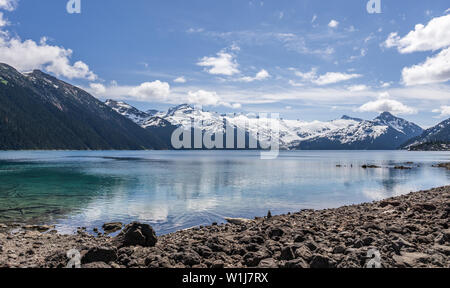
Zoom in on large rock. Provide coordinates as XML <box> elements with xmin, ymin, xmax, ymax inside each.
<box><xmin>280</xmin><ymin>246</ymin><xmax>295</xmax><ymax>260</ymax></box>
<box><xmin>225</xmin><ymin>218</ymin><xmax>252</xmax><ymax>225</ymax></box>
<box><xmin>258</xmin><ymin>258</ymin><xmax>278</xmax><ymax>268</ymax></box>
<box><xmin>284</xmin><ymin>258</ymin><xmax>309</xmax><ymax>268</ymax></box>
<box><xmin>310</xmin><ymin>254</ymin><xmax>334</xmax><ymax>268</ymax></box>
<box><xmin>102</xmin><ymin>222</ymin><xmax>123</xmax><ymax>234</ymax></box>
<box><xmin>113</xmin><ymin>222</ymin><xmax>157</xmax><ymax>248</ymax></box>
<box><xmin>412</xmin><ymin>203</ymin><xmax>436</xmax><ymax>212</ymax></box>
<box><xmin>267</xmin><ymin>227</ymin><xmax>284</xmax><ymax>239</ymax></box>
<box><xmin>392</xmin><ymin>252</ymin><xmax>431</xmax><ymax>267</ymax></box>
<box><xmin>433</xmin><ymin>245</ymin><xmax>450</xmax><ymax>256</ymax></box>
<box><xmin>82</xmin><ymin>247</ymin><xmax>117</xmax><ymax>264</ymax></box>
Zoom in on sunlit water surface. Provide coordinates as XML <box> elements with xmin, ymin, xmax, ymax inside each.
<box><xmin>0</xmin><ymin>151</ymin><xmax>449</xmax><ymax>235</ymax></box>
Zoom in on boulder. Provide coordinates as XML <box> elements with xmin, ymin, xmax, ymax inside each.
<box><xmin>392</xmin><ymin>252</ymin><xmax>430</xmax><ymax>267</ymax></box>
<box><xmin>332</xmin><ymin>245</ymin><xmax>346</xmax><ymax>254</ymax></box>
<box><xmin>102</xmin><ymin>222</ymin><xmax>123</xmax><ymax>234</ymax></box>
<box><xmin>267</xmin><ymin>227</ymin><xmax>284</xmax><ymax>239</ymax></box>
<box><xmin>412</xmin><ymin>203</ymin><xmax>436</xmax><ymax>212</ymax></box>
<box><xmin>258</xmin><ymin>258</ymin><xmax>278</xmax><ymax>268</ymax></box>
<box><xmin>433</xmin><ymin>244</ymin><xmax>450</xmax><ymax>256</ymax></box>
<box><xmin>113</xmin><ymin>222</ymin><xmax>157</xmax><ymax>248</ymax></box>
<box><xmin>310</xmin><ymin>254</ymin><xmax>334</xmax><ymax>268</ymax></box>
<box><xmin>295</xmin><ymin>245</ymin><xmax>313</xmax><ymax>261</ymax></box>
<box><xmin>280</xmin><ymin>246</ymin><xmax>295</xmax><ymax>261</ymax></box>
<box><xmin>224</xmin><ymin>218</ymin><xmax>252</xmax><ymax>225</ymax></box>
<box><xmin>82</xmin><ymin>247</ymin><xmax>117</xmax><ymax>264</ymax></box>
<box><xmin>284</xmin><ymin>258</ymin><xmax>309</xmax><ymax>268</ymax></box>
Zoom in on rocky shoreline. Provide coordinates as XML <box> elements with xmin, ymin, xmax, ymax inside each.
<box><xmin>0</xmin><ymin>186</ymin><xmax>449</xmax><ymax>268</ymax></box>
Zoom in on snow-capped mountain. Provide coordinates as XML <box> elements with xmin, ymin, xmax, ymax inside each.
<box><xmin>403</xmin><ymin>118</ymin><xmax>450</xmax><ymax>150</ymax></box>
<box><xmin>373</xmin><ymin>112</ymin><xmax>423</xmax><ymax>137</ymax></box>
<box><xmin>295</xmin><ymin>112</ymin><xmax>424</xmax><ymax>150</ymax></box>
<box><xmin>105</xmin><ymin>99</ymin><xmax>156</xmax><ymax>126</ymax></box>
<box><xmin>106</xmin><ymin>101</ymin><xmax>424</xmax><ymax>150</ymax></box>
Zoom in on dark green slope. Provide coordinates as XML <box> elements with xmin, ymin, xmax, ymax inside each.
<box><xmin>0</xmin><ymin>63</ymin><xmax>167</xmax><ymax>150</ymax></box>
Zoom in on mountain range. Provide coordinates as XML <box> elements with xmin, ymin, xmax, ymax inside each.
<box><xmin>105</xmin><ymin>101</ymin><xmax>433</xmax><ymax>150</ymax></box>
<box><xmin>1</xmin><ymin>62</ymin><xmax>448</xmax><ymax>151</ymax></box>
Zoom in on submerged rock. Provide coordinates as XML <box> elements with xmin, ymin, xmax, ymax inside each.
<box><xmin>102</xmin><ymin>222</ymin><xmax>123</xmax><ymax>234</ymax></box>
<box><xmin>22</xmin><ymin>225</ymin><xmax>55</xmax><ymax>233</ymax></box>
<box><xmin>362</xmin><ymin>164</ymin><xmax>381</xmax><ymax>169</ymax></box>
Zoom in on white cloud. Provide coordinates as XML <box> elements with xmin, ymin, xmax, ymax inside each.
<box><xmin>89</xmin><ymin>83</ymin><xmax>106</xmax><ymax>95</ymax></box>
<box><xmin>347</xmin><ymin>85</ymin><xmax>369</xmax><ymax>92</ymax></box>
<box><xmin>432</xmin><ymin>105</ymin><xmax>450</xmax><ymax>118</ymax></box>
<box><xmin>88</xmin><ymin>82</ymin><xmax>241</xmax><ymax>108</ymax></box>
<box><xmin>358</xmin><ymin>93</ymin><xmax>417</xmax><ymax>115</ymax></box>
<box><xmin>328</xmin><ymin>20</ymin><xmax>339</xmax><ymax>28</ymax></box>
<box><xmin>378</xmin><ymin>91</ymin><xmax>390</xmax><ymax>99</ymax></box>
<box><xmin>311</xmin><ymin>14</ymin><xmax>317</xmax><ymax>24</ymax></box>
<box><xmin>129</xmin><ymin>81</ymin><xmax>170</xmax><ymax>101</ymax></box>
<box><xmin>238</xmin><ymin>69</ymin><xmax>270</xmax><ymax>82</ymax></box>
<box><xmin>380</xmin><ymin>81</ymin><xmax>392</xmax><ymax>88</ymax></box>
<box><xmin>384</xmin><ymin>15</ymin><xmax>450</xmax><ymax>53</ymax></box>
<box><xmin>186</xmin><ymin>28</ymin><xmax>204</xmax><ymax>33</ymax></box>
<box><xmin>288</xmin><ymin>80</ymin><xmax>304</xmax><ymax>87</ymax></box>
<box><xmin>187</xmin><ymin>90</ymin><xmax>240</xmax><ymax>108</ymax></box>
<box><xmin>0</xmin><ymin>12</ymin><xmax>7</xmax><ymax>27</ymax></box>
<box><xmin>346</xmin><ymin>25</ymin><xmax>357</xmax><ymax>33</ymax></box>
<box><xmin>293</xmin><ymin>68</ymin><xmax>362</xmax><ymax>86</ymax></box>
<box><xmin>295</xmin><ymin>68</ymin><xmax>318</xmax><ymax>81</ymax></box>
<box><xmin>0</xmin><ymin>0</ymin><xmax>17</xmax><ymax>11</ymax></box>
<box><xmin>197</xmin><ymin>50</ymin><xmax>240</xmax><ymax>76</ymax></box>
<box><xmin>402</xmin><ymin>47</ymin><xmax>450</xmax><ymax>86</ymax></box>
<box><xmin>313</xmin><ymin>72</ymin><xmax>362</xmax><ymax>85</ymax></box>
<box><xmin>0</xmin><ymin>36</ymin><xmax>97</xmax><ymax>81</ymax></box>
<box><xmin>174</xmin><ymin>76</ymin><xmax>186</xmax><ymax>83</ymax></box>
<box><xmin>230</xmin><ymin>43</ymin><xmax>240</xmax><ymax>51</ymax></box>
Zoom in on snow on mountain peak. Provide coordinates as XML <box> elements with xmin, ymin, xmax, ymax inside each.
<box><xmin>106</xmin><ymin>101</ymin><xmax>424</xmax><ymax>150</ymax></box>
<box><xmin>373</xmin><ymin>112</ymin><xmax>423</xmax><ymax>136</ymax></box>
<box><xmin>105</xmin><ymin>99</ymin><xmax>152</xmax><ymax>125</ymax></box>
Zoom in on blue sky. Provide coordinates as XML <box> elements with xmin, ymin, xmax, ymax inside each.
<box><xmin>1</xmin><ymin>0</ymin><xmax>450</xmax><ymax>127</ymax></box>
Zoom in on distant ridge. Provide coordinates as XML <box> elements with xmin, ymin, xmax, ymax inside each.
<box><xmin>403</xmin><ymin>118</ymin><xmax>450</xmax><ymax>151</ymax></box>
<box><xmin>0</xmin><ymin>63</ymin><xmax>167</xmax><ymax>150</ymax></box>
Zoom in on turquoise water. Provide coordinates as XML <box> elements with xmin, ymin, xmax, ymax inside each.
<box><xmin>0</xmin><ymin>151</ymin><xmax>449</xmax><ymax>235</ymax></box>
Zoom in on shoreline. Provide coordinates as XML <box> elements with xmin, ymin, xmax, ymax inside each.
<box><xmin>0</xmin><ymin>186</ymin><xmax>449</xmax><ymax>268</ymax></box>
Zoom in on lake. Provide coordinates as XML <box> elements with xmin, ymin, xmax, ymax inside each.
<box><xmin>0</xmin><ymin>151</ymin><xmax>449</xmax><ymax>235</ymax></box>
